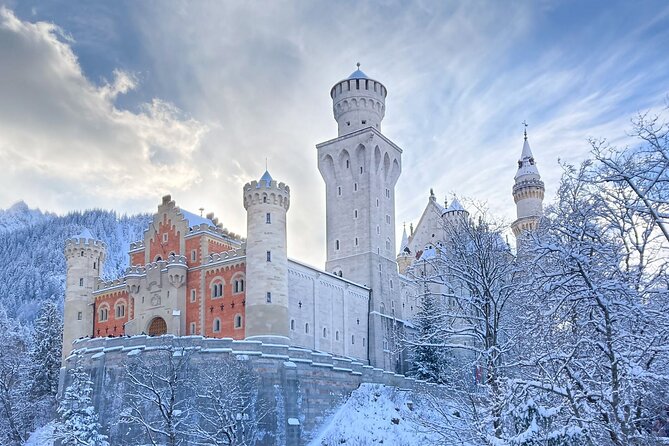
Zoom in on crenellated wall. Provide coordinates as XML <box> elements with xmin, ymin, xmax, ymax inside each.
<box><xmin>61</xmin><ymin>336</ymin><xmax>445</xmax><ymax>446</ymax></box>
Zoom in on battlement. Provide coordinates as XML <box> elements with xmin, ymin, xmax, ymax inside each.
<box><xmin>166</xmin><ymin>254</ymin><xmax>188</xmax><ymax>267</ymax></box>
<box><xmin>126</xmin><ymin>259</ymin><xmax>167</xmax><ymax>276</ymax></box>
<box><xmin>513</xmin><ymin>178</ymin><xmax>545</xmax><ymax>203</ymax></box>
<box><xmin>129</xmin><ymin>240</ymin><xmax>144</xmax><ymax>251</ymax></box>
<box><xmin>95</xmin><ymin>277</ymin><xmax>126</xmax><ymax>292</ymax></box>
<box><xmin>243</xmin><ymin>180</ymin><xmax>290</xmax><ymax>210</ymax></box>
<box><xmin>206</xmin><ymin>247</ymin><xmax>246</xmax><ymax>264</ymax></box>
<box><xmin>65</xmin><ymin>237</ymin><xmax>106</xmax><ymax>259</ymax></box>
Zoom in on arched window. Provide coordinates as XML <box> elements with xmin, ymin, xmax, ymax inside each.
<box><xmin>213</xmin><ymin>318</ymin><xmax>221</xmax><ymax>333</ymax></box>
<box><xmin>211</xmin><ymin>280</ymin><xmax>223</xmax><ymax>298</ymax></box>
<box><xmin>80</xmin><ymin>250</ymin><xmax>84</xmax><ymax>257</ymax></box>
<box><xmin>115</xmin><ymin>301</ymin><xmax>126</xmax><ymax>318</ymax></box>
<box><xmin>98</xmin><ymin>306</ymin><xmax>109</xmax><ymax>322</ymax></box>
<box><xmin>233</xmin><ymin>276</ymin><xmax>245</xmax><ymax>293</ymax></box>
<box><xmin>234</xmin><ymin>314</ymin><xmax>243</xmax><ymax>329</ymax></box>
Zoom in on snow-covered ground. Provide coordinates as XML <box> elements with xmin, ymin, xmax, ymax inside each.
<box><xmin>25</xmin><ymin>422</ymin><xmax>54</xmax><ymax>446</ymax></box>
<box><xmin>308</xmin><ymin>383</ymin><xmax>441</xmax><ymax>446</ymax></box>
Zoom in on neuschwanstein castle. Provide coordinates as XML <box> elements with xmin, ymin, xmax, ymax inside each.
<box><xmin>62</xmin><ymin>66</ymin><xmax>544</xmax><ymax>373</ymax></box>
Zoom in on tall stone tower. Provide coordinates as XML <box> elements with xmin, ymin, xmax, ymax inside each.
<box><xmin>511</xmin><ymin>129</ymin><xmax>545</xmax><ymax>247</ymax></box>
<box><xmin>243</xmin><ymin>170</ymin><xmax>291</xmax><ymax>344</ymax></box>
<box><xmin>62</xmin><ymin>229</ymin><xmax>106</xmax><ymax>362</ymax></box>
<box><xmin>317</xmin><ymin>65</ymin><xmax>402</xmax><ymax>370</ymax></box>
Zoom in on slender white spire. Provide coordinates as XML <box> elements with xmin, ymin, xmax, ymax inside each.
<box><xmin>515</xmin><ymin>125</ymin><xmax>540</xmax><ymax>181</ymax></box>
<box><xmin>398</xmin><ymin>223</ymin><xmax>409</xmax><ymax>256</ymax></box>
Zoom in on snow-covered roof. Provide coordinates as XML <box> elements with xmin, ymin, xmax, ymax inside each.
<box><xmin>257</xmin><ymin>170</ymin><xmax>273</xmax><ymax>188</ymax></box>
<box><xmin>73</xmin><ymin>228</ymin><xmax>94</xmax><ymax>240</ymax></box>
<box><xmin>398</xmin><ymin>225</ymin><xmax>410</xmax><ymax>256</ymax></box>
<box><xmin>515</xmin><ymin>138</ymin><xmax>541</xmax><ymax>180</ymax></box>
<box><xmin>443</xmin><ymin>197</ymin><xmax>466</xmax><ymax>214</ymax></box>
<box><xmin>179</xmin><ymin>209</ymin><xmax>215</xmax><ymax>228</ymax></box>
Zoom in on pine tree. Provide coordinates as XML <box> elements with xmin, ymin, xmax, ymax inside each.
<box><xmin>411</xmin><ymin>284</ymin><xmax>448</xmax><ymax>384</ymax></box>
<box><xmin>29</xmin><ymin>301</ymin><xmax>62</xmax><ymax>400</ymax></box>
<box><xmin>55</xmin><ymin>366</ymin><xmax>109</xmax><ymax>446</ymax></box>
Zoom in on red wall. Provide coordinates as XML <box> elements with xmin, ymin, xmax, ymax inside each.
<box><xmin>203</xmin><ymin>263</ymin><xmax>246</xmax><ymax>339</ymax></box>
<box><xmin>93</xmin><ymin>290</ymin><xmax>129</xmax><ymax>337</ymax></box>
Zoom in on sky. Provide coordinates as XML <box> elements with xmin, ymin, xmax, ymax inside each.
<box><xmin>0</xmin><ymin>1</ymin><xmax>668</xmax><ymax>266</ymax></box>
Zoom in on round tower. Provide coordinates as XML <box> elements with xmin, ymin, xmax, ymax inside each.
<box><xmin>243</xmin><ymin>170</ymin><xmax>291</xmax><ymax>344</ymax></box>
<box><xmin>331</xmin><ymin>63</ymin><xmax>387</xmax><ymax>136</ymax></box>
<box><xmin>511</xmin><ymin>130</ymin><xmax>545</xmax><ymax>243</ymax></box>
<box><xmin>62</xmin><ymin>229</ymin><xmax>106</xmax><ymax>362</ymax></box>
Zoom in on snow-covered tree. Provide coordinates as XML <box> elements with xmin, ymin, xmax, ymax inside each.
<box><xmin>54</xmin><ymin>366</ymin><xmax>109</xmax><ymax>446</ymax></box>
<box><xmin>28</xmin><ymin>300</ymin><xmax>63</xmax><ymax>426</ymax></box>
<box><xmin>410</xmin><ymin>283</ymin><xmax>449</xmax><ymax>384</ymax></box>
<box><xmin>119</xmin><ymin>345</ymin><xmax>194</xmax><ymax>446</ymax></box>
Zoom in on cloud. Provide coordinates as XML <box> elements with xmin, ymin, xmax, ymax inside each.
<box><xmin>0</xmin><ymin>7</ymin><xmax>208</xmax><ymax>212</ymax></box>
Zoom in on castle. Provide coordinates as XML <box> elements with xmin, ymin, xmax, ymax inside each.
<box><xmin>61</xmin><ymin>66</ymin><xmax>544</xmax><ymax>373</ymax></box>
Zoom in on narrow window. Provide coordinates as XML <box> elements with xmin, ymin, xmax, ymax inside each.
<box><xmin>162</xmin><ymin>233</ymin><xmax>168</xmax><ymax>243</ymax></box>
<box><xmin>79</xmin><ymin>278</ymin><xmax>84</xmax><ymax>287</ymax></box>
<box><xmin>93</xmin><ymin>261</ymin><xmax>97</xmax><ymax>270</ymax></box>
<box><xmin>266</xmin><ymin>212</ymin><xmax>271</xmax><ymax>224</ymax></box>
<box><xmin>346</xmin><ymin>160</ymin><xmax>350</xmax><ymax>169</ymax></box>
<box><xmin>191</xmin><ymin>250</ymin><xmax>197</xmax><ymax>261</ymax></box>
<box><xmin>190</xmin><ymin>289</ymin><xmax>196</xmax><ymax>303</ymax></box>
<box><xmin>386</xmin><ymin>215</ymin><xmax>391</xmax><ymax>224</ymax></box>
<box><xmin>266</xmin><ymin>292</ymin><xmax>272</xmax><ymax>303</ymax></box>
<box><xmin>305</xmin><ymin>323</ymin><xmax>309</xmax><ymax>334</ymax></box>
<box><xmin>354</xmin><ymin>209</ymin><xmax>358</xmax><ymax>218</ymax></box>
<box><xmin>235</xmin><ymin>315</ymin><xmax>242</xmax><ymax>328</ymax></box>
<box><xmin>354</xmin><ymin>183</ymin><xmax>358</xmax><ymax>192</ymax></box>
<box><xmin>190</xmin><ymin>322</ymin><xmax>196</xmax><ymax>334</ymax></box>
<box><xmin>290</xmin><ymin>319</ymin><xmax>295</xmax><ymax>331</ymax></box>
<box><xmin>337</xmin><ymin>186</ymin><xmax>342</xmax><ymax>196</ymax></box>
<box><xmin>355</xmin><ymin>237</ymin><xmax>359</xmax><ymax>246</ymax></box>
<box><xmin>360</xmin><ymin>166</ymin><xmax>363</xmax><ymax>174</ymax></box>
<box><xmin>363</xmin><ymin>337</ymin><xmax>366</xmax><ymax>347</ymax></box>
<box><xmin>77</xmin><ymin>311</ymin><xmax>82</xmax><ymax>321</ymax></box>
<box><xmin>390</xmin><ymin>280</ymin><xmax>394</xmax><ymax>290</ymax></box>
<box><xmin>335</xmin><ymin>240</ymin><xmax>340</xmax><ymax>250</ymax></box>
<box><xmin>266</xmin><ymin>251</ymin><xmax>271</xmax><ymax>262</ymax></box>
<box><xmin>351</xmin><ymin>334</ymin><xmax>355</xmax><ymax>345</ymax></box>
<box><xmin>386</xmin><ymin>188</ymin><xmax>390</xmax><ymax>198</ymax></box>
<box><xmin>376</xmin><ymin>226</ymin><xmax>380</xmax><ymax>235</ymax></box>
<box><xmin>323</xmin><ymin>327</ymin><xmax>327</xmax><ymax>338</ymax></box>
<box><xmin>376</xmin><ymin>198</ymin><xmax>379</xmax><ymax>207</ymax></box>
<box><xmin>213</xmin><ymin>318</ymin><xmax>221</xmax><ymax>333</ymax></box>
<box><xmin>335</xmin><ymin>331</ymin><xmax>339</xmax><ymax>341</ymax></box>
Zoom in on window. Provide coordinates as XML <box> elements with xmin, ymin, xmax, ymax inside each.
<box><xmin>77</xmin><ymin>311</ymin><xmax>82</xmax><ymax>321</ymax></box>
<box><xmin>323</xmin><ymin>327</ymin><xmax>327</xmax><ymax>338</ymax></box>
<box><xmin>376</xmin><ymin>198</ymin><xmax>379</xmax><ymax>207</ymax></box>
<box><xmin>385</xmin><ymin>188</ymin><xmax>390</xmax><ymax>198</ymax></box>
<box><xmin>305</xmin><ymin>323</ymin><xmax>309</xmax><ymax>334</ymax></box>
<box><xmin>234</xmin><ymin>314</ymin><xmax>242</xmax><ymax>328</ymax></box>
<box><xmin>351</xmin><ymin>334</ymin><xmax>355</xmax><ymax>345</ymax></box>
<box><xmin>363</xmin><ymin>337</ymin><xmax>366</xmax><ymax>347</ymax></box>
<box><xmin>337</xmin><ymin>186</ymin><xmax>342</xmax><ymax>196</ymax></box>
<box><xmin>266</xmin><ymin>212</ymin><xmax>271</xmax><ymax>224</ymax></box>
<box><xmin>162</xmin><ymin>233</ymin><xmax>168</xmax><ymax>243</ymax></box>
<box><xmin>335</xmin><ymin>330</ymin><xmax>339</xmax><ymax>341</ymax></box>
<box><xmin>234</xmin><ymin>278</ymin><xmax>245</xmax><ymax>293</ymax></box>
<box><xmin>266</xmin><ymin>251</ymin><xmax>271</xmax><ymax>262</ymax></box>
<box><xmin>263</xmin><ymin>196</ymin><xmax>268</xmax><ymax>203</ymax></box>
<box><xmin>211</xmin><ymin>282</ymin><xmax>223</xmax><ymax>298</ymax></box>
<box><xmin>361</xmin><ymin>119</ymin><xmax>366</xmax><ymax>125</ymax></box>
<box><xmin>79</xmin><ymin>278</ymin><xmax>84</xmax><ymax>287</ymax></box>
<box><xmin>115</xmin><ymin>303</ymin><xmax>125</xmax><ymax>318</ymax></box>
<box><xmin>390</xmin><ymin>280</ymin><xmax>394</xmax><ymax>290</ymax></box>
<box><xmin>355</xmin><ymin>237</ymin><xmax>359</xmax><ymax>246</ymax></box>
<box><xmin>191</xmin><ymin>250</ymin><xmax>197</xmax><ymax>262</ymax></box>
<box><xmin>360</xmin><ymin>166</ymin><xmax>363</xmax><ymax>174</ymax></box>
<box><xmin>190</xmin><ymin>322</ymin><xmax>196</xmax><ymax>334</ymax></box>
<box><xmin>354</xmin><ymin>209</ymin><xmax>358</xmax><ymax>219</ymax></box>
<box><xmin>80</xmin><ymin>250</ymin><xmax>84</xmax><ymax>257</ymax></box>
<box><xmin>266</xmin><ymin>292</ymin><xmax>272</xmax><ymax>303</ymax></box>
<box><xmin>98</xmin><ymin>307</ymin><xmax>108</xmax><ymax>322</ymax></box>
<box><xmin>386</xmin><ymin>215</ymin><xmax>391</xmax><ymax>224</ymax></box>
<box><xmin>213</xmin><ymin>318</ymin><xmax>221</xmax><ymax>333</ymax></box>
<box><xmin>357</xmin><ymin>318</ymin><xmax>360</xmax><ymax>325</ymax></box>
<box><xmin>290</xmin><ymin>319</ymin><xmax>295</xmax><ymax>331</ymax></box>
<box><xmin>93</xmin><ymin>261</ymin><xmax>97</xmax><ymax>270</ymax></box>
<box><xmin>335</xmin><ymin>240</ymin><xmax>340</xmax><ymax>250</ymax></box>
<box><xmin>346</xmin><ymin>121</ymin><xmax>350</xmax><ymax>126</ymax></box>
<box><xmin>386</xmin><ymin>239</ymin><xmax>391</xmax><ymax>250</ymax></box>
<box><xmin>376</xmin><ymin>226</ymin><xmax>380</xmax><ymax>235</ymax></box>
<box><xmin>190</xmin><ymin>289</ymin><xmax>196</xmax><ymax>303</ymax></box>
<box><xmin>354</xmin><ymin>183</ymin><xmax>358</xmax><ymax>192</ymax></box>
<box><xmin>346</xmin><ymin>160</ymin><xmax>350</xmax><ymax>168</ymax></box>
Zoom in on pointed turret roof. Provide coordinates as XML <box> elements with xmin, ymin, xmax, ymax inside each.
<box><xmin>444</xmin><ymin>196</ymin><xmax>465</xmax><ymax>213</ymax></box>
<box><xmin>515</xmin><ymin>137</ymin><xmax>541</xmax><ymax>181</ymax></box>
<box><xmin>398</xmin><ymin>224</ymin><xmax>410</xmax><ymax>256</ymax></box>
<box><xmin>258</xmin><ymin>170</ymin><xmax>273</xmax><ymax>188</ymax></box>
<box><xmin>73</xmin><ymin>228</ymin><xmax>94</xmax><ymax>240</ymax></box>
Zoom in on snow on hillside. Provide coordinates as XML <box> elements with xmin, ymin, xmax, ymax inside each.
<box><xmin>0</xmin><ymin>201</ymin><xmax>53</xmax><ymax>232</ymax></box>
<box><xmin>0</xmin><ymin>202</ymin><xmax>151</xmax><ymax>322</ymax></box>
<box><xmin>309</xmin><ymin>383</ymin><xmax>442</xmax><ymax>446</ymax></box>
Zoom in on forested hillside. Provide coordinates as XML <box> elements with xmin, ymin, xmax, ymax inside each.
<box><xmin>0</xmin><ymin>204</ymin><xmax>151</xmax><ymax>322</ymax></box>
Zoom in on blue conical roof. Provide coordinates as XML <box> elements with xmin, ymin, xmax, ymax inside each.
<box><xmin>348</xmin><ymin>69</ymin><xmax>368</xmax><ymax>80</ymax></box>
<box><xmin>258</xmin><ymin>170</ymin><xmax>273</xmax><ymax>188</ymax></box>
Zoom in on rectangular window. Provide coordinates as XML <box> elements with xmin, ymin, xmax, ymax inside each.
<box><xmin>190</xmin><ymin>289</ymin><xmax>196</xmax><ymax>303</ymax></box>
<box><xmin>190</xmin><ymin>322</ymin><xmax>196</xmax><ymax>335</ymax></box>
<box><xmin>77</xmin><ymin>312</ymin><xmax>82</xmax><ymax>320</ymax></box>
<box><xmin>266</xmin><ymin>292</ymin><xmax>272</xmax><ymax>303</ymax></box>
<box><xmin>337</xmin><ymin>186</ymin><xmax>342</xmax><ymax>196</ymax></box>
<box><xmin>79</xmin><ymin>278</ymin><xmax>84</xmax><ymax>287</ymax></box>
<box><xmin>266</xmin><ymin>251</ymin><xmax>271</xmax><ymax>262</ymax></box>
<box><xmin>191</xmin><ymin>250</ymin><xmax>197</xmax><ymax>262</ymax></box>
<box><xmin>266</xmin><ymin>213</ymin><xmax>271</xmax><ymax>224</ymax></box>
<box><xmin>385</xmin><ymin>188</ymin><xmax>390</xmax><ymax>198</ymax></box>
<box><xmin>354</xmin><ymin>183</ymin><xmax>358</xmax><ymax>192</ymax></box>
<box><xmin>386</xmin><ymin>215</ymin><xmax>391</xmax><ymax>224</ymax></box>
<box><xmin>162</xmin><ymin>233</ymin><xmax>168</xmax><ymax>243</ymax></box>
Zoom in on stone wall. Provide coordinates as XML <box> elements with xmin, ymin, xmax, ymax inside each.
<box><xmin>61</xmin><ymin>335</ymin><xmax>444</xmax><ymax>446</ymax></box>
